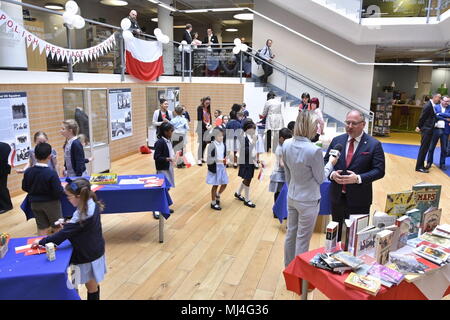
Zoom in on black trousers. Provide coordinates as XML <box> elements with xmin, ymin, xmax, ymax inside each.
<box><xmin>265</xmin><ymin>130</ymin><xmax>272</xmax><ymax>152</ymax></box>
<box><xmin>0</xmin><ymin>174</ymin><xmax>12</xmax><ymax>212</ymax></box>
<box><xmin>416</xmin><ymin>132</ymin><xmax>433</xmax><ymax>170</ymax></box>
<box><xmin>260</xmin><ymin>64</ymin><xmax>273</xmax><ymax>83</ymax></box>
<box><xmin>331</xmin><ymin>193</ymin><xmax>370</xmax><ymax>242</ymax></box>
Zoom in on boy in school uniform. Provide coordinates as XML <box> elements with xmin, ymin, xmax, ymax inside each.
<box><xmin>22</xmin><ymin>142</ymin><xmax>65</xmax><ymax>235</ymax></box>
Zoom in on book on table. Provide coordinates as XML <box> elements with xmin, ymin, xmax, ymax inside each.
<box><xmin>406</xmin><ymin>208</ymin><xmax>422</xmax><ymax>239</ymax></box>
<box><xmin>420</xmin><ymin>207</ymin><xmax>441</xmax><ymax>234</ymax></box>
<box><xmin>354</xmin><ymin>226</ymin><xmax>381</xmax><ymax>257</ymax></box>
<box><xmin>367</xmin><ymin>263</ymin><xmax>404</xmax><ymax>286</ymax></box>
<box><xmin>375</xmin><ymin>229</ymin><xmax>394</xmax><ymax>265</ymax></box>
<box><xmin>385</xmin><ymin>190</ymin><xmax>416</xmax><ymax>216</ymax></box>
<box><xmin>332</xmin><ymin>251</ymin><xmax>364</xmax><ymax>269</ymax></box>
<box><xmin>436</xmin><ymin>224</ymin><xmax>450</xmax><ymax>235</ymax></box>
<box><xmin>347</xmin><ymin>214</ymin><xmax>370</xmax><ymax>255</ymax></box>
<box><xmin>412</xmin><ymin>182</ymin><xmax>441</xmax><ymax>215</ymax></box>
<box><xmin>396</xmin><ymin>215</ymin><xmax>411</xmax><ymax>249</ymax></box>
<box><xmin>344</xmin><ymin>272</ymin><xmax>381</xmax><ymax>296</ymax></box>
<box><xmin>90</xmin><ymin>173</ymin><xmax>118</xmax><ymax>185</ymax></box>
<box><xmin>432</xmin><ymin>228</ymin><xmax>450</xmax><ymax>239</ymax></box>
<box><xmin>413</xmin><ymin>244</ymin><xmax>449</xmax><ymax>265</ymax></box>
<box><xmin>419</xmin><ymin>232</ymin><xmax>450</xmax><ymax>249</ymax></box>
<box><xmin>372</xmin><ymin>210</ymin><xmax>397</xmax><ymax>229</ymax></box>
<box><xmin>325</xmin><ymin>221</ymin><xmax>339</xmax><ymax>253</ymax></box>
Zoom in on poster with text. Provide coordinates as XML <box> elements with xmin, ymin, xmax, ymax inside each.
<box><xmin>0</xmin><ymin>92</ymin><xmax>31</xmax><ymax>166</ymax></box>
<box><xmin>109</xmin><ymin>88</ymin><xmax>132</xmax><ymax>141</ymax></box>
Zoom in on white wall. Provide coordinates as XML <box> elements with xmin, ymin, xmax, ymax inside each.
<box><xmin>253</xmin><ymin>0</ymin><xmax>376</xmax><ymax>114</ymax></box>
<box><xmin>372</xmin><ymin>66</ymin><xmax>419</xmax><ymax>100</ymax></box>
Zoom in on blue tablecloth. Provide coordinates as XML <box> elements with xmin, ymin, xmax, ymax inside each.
<box><xmin>272</xmin><ymin>181</ymin><xmax>331</xmax><ymax>223</ymax></box>
<box><xmin>0</xmin><ymin>237</ymin><xmax>80</xmax><ymax>300</ymax></box>
<box><xmin>21</xmin><ymin>174</ymin><xmax>173</xmax><ymax>220</ymax></box>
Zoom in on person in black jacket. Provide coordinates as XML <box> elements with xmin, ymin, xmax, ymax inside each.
<box><xmin>61</xmin><ymin>119</ymin><xmax>87</xmax><ymax>177</ymax></box>
<box><xmin>127</xmin><ymin>10</ymin><xmax>142</xmax><ymax>35</ymax></box>
<box><xmin>0</xmin><ymin>141</ymin><xmax>13</xmax><ymax>214</ymax></box>
<box><xmin>153</xmin><ymin>122</ymin><xmax>175</xmax><ymax>219</ymax></box>
<box><xmin>206</xmin><ymin>127</ymin><xmax>228</xmax><ymax>210</ymax></box>
<box><xmin>182</xmin><ymin>24</ymin><xmax>193</xmax><ymax>72</ymax></box>
<box><xmin>203</xmin><ymin>28</ymin><xmax>219</xmax><ymax>48</ymax></box>
<box><xmin>32</xmin><ymin>178</ymin><xmax>106</xmax><ymax>300</ymax></box>
<box><xmin>415</xmin><ymin>93</ymin><xmax>441</xmax><ymax>173</ymax></box>
<box><xmin>22</xmin><ymin>143</ymin><xmax>64</xmax><ymax>235</ymax></box>
<box><xmin>234</xmin><ymin>121</ymin><xmax>257</xmax><ymax>208</ymax></box>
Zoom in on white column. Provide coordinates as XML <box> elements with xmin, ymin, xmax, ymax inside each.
<box><xmin>158</xmin><ymin>0</ymin><xmax>174</xmax><ymax>75</ymax></box>
<box><xmin>0</xmin><ymin>0</ymin><xmax>28</xmax><ymax>69</ymax></box>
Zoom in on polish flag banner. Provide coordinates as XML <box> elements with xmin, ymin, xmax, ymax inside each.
<box><xmin>125</xmin><ymin>36</ymin><xmax>164</xmax><ymax>81</ymax></box>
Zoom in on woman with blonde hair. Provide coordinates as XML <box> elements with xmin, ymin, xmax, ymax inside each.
<box><xmin>282</xmin><ymin>111</ymin><xmax>337</xmax><ymax>267</ymax></box>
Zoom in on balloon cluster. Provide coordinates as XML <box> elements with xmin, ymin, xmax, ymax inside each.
<box><xmin>178</xmin><ymin>40</ymin><xmax>191</xmax><ymax>52</ymax></box>
<box><xmin>153</xmin><ymin>28</ymin><xmax>170</xmax><ymax>44</ymax></box>
<box><xmin>232</xmin><ymin>38</ymin><xmax>248</xmax><ymax>54</ymax></box>
<box><xmin>62</xmin><ymin>1</ymin><xmax>85</xmax><ymax>29</ymax></box>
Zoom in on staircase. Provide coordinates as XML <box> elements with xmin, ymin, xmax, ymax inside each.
<box><xmin>243</xmin><ymin>77</ymin><xmax>346</xmax><ymax>149</ymax></box>
<box><xmin>311</xmin><ymin>0</ymin><xmax>361</xmax><ymax>22</ymax></box>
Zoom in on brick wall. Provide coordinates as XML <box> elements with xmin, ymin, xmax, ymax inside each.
<box><xmin>0</xmin><ymin>82</ymin><xmax>244</xmax><ymax>196</ymax></box>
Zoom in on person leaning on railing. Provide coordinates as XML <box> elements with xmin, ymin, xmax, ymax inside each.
<box><xmin>258</xmin><ymin>39</ymin><xmax>275</xmax><ymax>84</ymax></box>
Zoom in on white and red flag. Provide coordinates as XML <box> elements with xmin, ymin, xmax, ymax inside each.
<box><xmin>125</xmin><ymin>36</ymin><xmax>164</xmax><ymax>81</ymax></box>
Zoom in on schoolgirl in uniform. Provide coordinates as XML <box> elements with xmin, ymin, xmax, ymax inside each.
<box><xmin>206</xmin><ymin>127</ymin><xmax>228</xmax><ymax>211</ymax></box>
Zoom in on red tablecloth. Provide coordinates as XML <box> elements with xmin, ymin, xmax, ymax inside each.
<box><xmin>283</xmin><ymin>247</ymin><xmax>450</xmax><ymax>300</ymax></box>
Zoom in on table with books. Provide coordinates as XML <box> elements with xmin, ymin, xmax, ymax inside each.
<box><xmin>0</xmin><ymin>237</ymin><xmax>80</xmax><ymax>300</ymax></box>
<box><xmin>20</xmin><ymin>174</ymin><xmax>173</xmax><ymax>243</ymax></box>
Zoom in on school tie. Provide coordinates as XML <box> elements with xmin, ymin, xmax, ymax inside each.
<box><xmin>343</xmin><ymin>138</ymin><xmax>355</xmax><ymax>193</ymax></box>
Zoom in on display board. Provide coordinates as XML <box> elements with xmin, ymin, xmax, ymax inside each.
<box><xmin>0</xmin><ymin>92</ymin><xmax>31</xmax><ymax>166</ymax></box>
<box><xmin>109</xmin><ymin>88</ymin><xmax>132</xmax><ymax>141</ymax></box>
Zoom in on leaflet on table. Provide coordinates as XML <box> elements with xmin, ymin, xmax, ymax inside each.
<box><xmin>15</xmin><ymin>237</ymin><xmax>47</xmax><ymax>255</ymax></box>
<box><xmin>118</xmin><ymin>177</ymin><xmax>164</xmax><ymax>187</ymax></box>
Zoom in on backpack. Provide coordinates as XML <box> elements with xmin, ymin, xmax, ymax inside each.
<box><xmin>254</xmin><ymin>49</ymin><xmax>263</xmax><ymax>65</ymax></box>
<box><xmin>140</xmin><ymin>146</ymin><xmax>151</xmax><ymax>154</ymax></box>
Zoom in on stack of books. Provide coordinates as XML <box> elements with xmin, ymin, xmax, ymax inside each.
<box><xmin>344</xmin><ymin>272</ymin><xmax>381</xmax><ymax>296</ymax></box>
<box><xmin>431</xmin><ymin>224</ymin><xmax>450</xmax><ymax>239</ymax></box>
<box><xmin>413</xmin><ymin>244</ymin><xmax>450</xmax><ymax>266</ymax></box>
<box><xmin>309</xmin><ymin>251</ymin><xmax>364</xmax><ymax>274</ymax></box>
<box><xmin>90</xmin><ymin>173</ymin><xmax>118</xmax><ymax>184</ymax></box>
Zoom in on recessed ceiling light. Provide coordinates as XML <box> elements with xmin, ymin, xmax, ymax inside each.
<box><xmin>100</xmin><ymin>0</ymin><xmax>128</xmax><ymax>6</ymax></box>
<box><xmin>222</xmin><ymin>20</ymin><xmax>242</xmax><ymax>25</ymax></box>
<box><xmin>44</xmin><ymin>3</ymin><xmax>64</xmax><ymax>10</ymax></box>
<box><xmin>413</xmin><ymin>59</ymin><xmax>433</xmax><ymax>63</ymax></box>
<box><xmin>173</xmin><ymin>25</ymin><xmax>186</xmax><ymax>29</ymax></box>
<box><xmin>233</xmin><ymin>13</ymin><xmax>253</xmax><ymax>20</ymax></box>
<box><xmin>151</xmin><ymin>18</ymin><xmax>158</xmax><ymax>22</ymax></box>
<box><xmin>225</xmin><ymin>28</ymin><xmax>238</xmax><ymax>32</ymax></box>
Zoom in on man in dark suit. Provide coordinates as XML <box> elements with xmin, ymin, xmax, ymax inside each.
<box><xmin>182</xmin><ymin>24</ymin><xmax>193</xmax><ymax>72</ymax></box>
<box><xmin>128</xmin><ymin>10</ymin><xmax>142</xmax><ymax>35</ymax></box>
<box><xmin>324</xmin><ymin>110</ymin><xmax>385</xmax><ymax>240</ymax></box>
<box><xmin>0</xmin><ymin>142</ymin><xmax>13</xmax><ymax>214</ymax></box>
<box><xmin>415</xmin><ymin>93</ymin><xmax>441</xmax><ymax>173</ymax></box>
<box><xmin>203</xmin><ymin>28</ymin><xmax>219</xmax><ymax>48</ymax></box>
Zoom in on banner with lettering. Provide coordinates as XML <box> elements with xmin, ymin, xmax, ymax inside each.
<box><xmin>0</xmin><ymin>9</ymin><xmax>116</xmax><ymax>64</ymax></box>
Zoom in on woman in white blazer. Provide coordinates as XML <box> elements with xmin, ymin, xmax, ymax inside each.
<box><xmin>282</xmin><ymin>111</ymin><xmax>337</xmax><ymax>267</ymax></box>
<box><xmin>261</xmin><ymin>91</ymin><xmax>284</xmax><ymax>152</ymax></box>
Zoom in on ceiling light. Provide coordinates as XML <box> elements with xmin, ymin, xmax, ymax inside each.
<box><xmin>158</xmin><ymin>2</ymin><xmax>177</xmax><ymax>12</ymax></box>
<box><xmin>181</xmin><ymin>8</ymin><xmax>246</xmax><ymax>13</ymax></box>
<box><xmin>222</xmin><ymin>20</ymin><xmax>242</xmax><ymax>25</ymax></box>
<box><xmin>233</xmin><ymin>13</ymin><xmax>254</xmax><ymax>20</ymax></box>
<box><xmin>44</xmin><ymin>3</ymin><xmax>64</xmax><ymax>10</ymax></box>
<box><xmin>100</xmin><ymin>0</ymin><xmax>128</xmax><ymax>6</ymax></box>
<box><xmin>151</xmin><ymin>18</ymin><xmax>158</xmax><ymax>22</ymax></box>
<box><xmin>181</xmin><ymin>9</ymin><xmax>208</xmax><ymax>13</ymax></box>
<box><xmin>413</xmin><ymin>59</ymin><xmax>433</xmax><ymax>63</ymax></box>
<box><xmin>225</xmin><ymin>28</ymin><xmax>238</xmax><ymax>32</ymax></box>
<box><xmin>148</xmin><ymin>0</ymin><xmax>159</xmax><ymax>3</ymax></box>
<box><xmin>173</xmin><ymin>25</ymin><xmax>186</xmax><ymax>29</ymax></box>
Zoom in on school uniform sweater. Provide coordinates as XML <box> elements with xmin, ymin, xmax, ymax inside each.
<box><xmin>22</xmin><ymin>165</ymin><xmax>64</xmax><ymax>202</ymax></box>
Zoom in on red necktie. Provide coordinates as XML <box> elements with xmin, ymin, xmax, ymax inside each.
<box><xmin>343</xmin><ymin>138</ymin><xmax>355</xmax><ymax>193</ymax></box>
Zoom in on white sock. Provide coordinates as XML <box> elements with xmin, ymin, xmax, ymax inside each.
<box><xmin>216</xmin><ymin>192</ymin><xmax>221</xmax><ymax>199</ymax></box>
<box><xmin>237</xmin><ymin>183</ymin><xmax>244</xmax><ymax>195</ymax></box>
<box><xmin>211</xmin><ymin>200</ymin><xmax>216</xmax><ymax>205</ymax></box>
<box><xmin>243</xmin><ymin>185</ymin><xmax>250</xmax><ymax>201</ymax></box>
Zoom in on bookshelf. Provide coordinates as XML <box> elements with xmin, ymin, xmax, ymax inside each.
<box><xmin>373</xmin><ymin>91</ymin><xmax>393</xmax><ymax>136</ymax></box>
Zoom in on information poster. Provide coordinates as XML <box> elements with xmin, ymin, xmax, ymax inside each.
<box><xmin>108</xmin><ymin>88</ymin><xmax>132</xmax><ymax>141</ymax></box>
<box><xmin>0</xmin><ymin>92</ymin><xmax>31</xmax><ymax>166</ymax></box>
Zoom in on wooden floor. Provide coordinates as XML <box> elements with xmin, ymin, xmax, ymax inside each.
<box><xmin>1</xmin><ymin>133</ymin><xmax>449</xmax><ymax>300</ymax></box>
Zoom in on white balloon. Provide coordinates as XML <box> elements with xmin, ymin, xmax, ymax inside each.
<box><xmin>161</xmin><ymin>35</ymin><xmax>170</xmax><ymax>44</ymax></box>
<box><xmin>232</xmin><ymin>46</ymin><xmax>240</xmax><ymax>55</ymax></box>
<box><xmin>120</xmin><ymin>18</ymin><xmax>131</xmax><ymax>31</ymax></box>
<box><xmin>240</xmin><ymin>43</ymin><xmax>248</xmax><ymax>52</ymax></box>
<box><xmin>233</xmin><ymin>38</ymin><xmax>241</xmax><ymax>46</ymax></box>
<box><xmin>73</xmin><ymin>15</ymin><xmax>85</xmax><ymax>29</ymax></box>
<box><xmin>65</xmin><ymin>1</ymin><xmax>79</xmax><ymax>15</ymax></box>
<box><xmin>180</xmin><ymin>40</ymin><xmax>187</xmax><ymax>45</ymax></box>
<box><xmin>178</xmin><ymin>45</ymin><xmax>183</xmax><ymax>52</ymax></box>
<box><xmin>154</xmin><ymin>28</ymin><xmax>162</xmax><ymax>36</ymax></box>
<box><xmin>63</xmin><ymin>12</ymin><xmax>75</xmax><ymax>26</ymax></box>
<box><xmin>122</xmin><ymin>30</ymin><xmax>133</xmax><ymax>41</ymax></box>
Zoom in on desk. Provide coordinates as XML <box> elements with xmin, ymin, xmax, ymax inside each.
<box><xmin>283</xmin><ymin>247</ymin><xmax>450</xmax><ymax>300</ymax></box>
<box><xmin>272</xmin><ymin>181</ymin><xmax>331</xmax><ymax>223</ymax></box>
<box><xmin>20</xmin><ymin>174</ymin><xmax>173</xmax><ymax>243</ymax></box>
<box><xmin>0</xmin><ymin>237</ymin><xmax>80</xmax><ymax>300</ymax></box>
<box><xmin>391</xmin><ymin>104</ymin><xmax>423</xmax><ymax>132</ymax></box>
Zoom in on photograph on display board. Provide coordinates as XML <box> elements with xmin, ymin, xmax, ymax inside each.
<box><xmin>109</xmin><ymin>88</ymin><xmax>133</xmax><ymax>141</ymax></box>
<box><xmin>0</xmin><ymin>92</ymin><xmax>31</xmax><ymax>166</ymax></box>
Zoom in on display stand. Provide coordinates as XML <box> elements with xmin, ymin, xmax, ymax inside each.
<box><xmin>373</xmin><ymin>91</ymin><xmax>393</xmax><ymax>136</ymax></box>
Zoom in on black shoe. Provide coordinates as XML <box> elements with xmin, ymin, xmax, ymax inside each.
<box><xmin>440</xmin><ymin>165</ymin><xmax>447</xmax><ymax>170</ymax></box>
<box><xmin>425</xmin><ymin>163</ymin><xmax>432</xmax><ymax>169</ymax></box>
<box><xmin>233</xmin><ymin>163</ymin><xmax>238</xmax><ymax>169</ymax></box>
<box><xmin>211</xmin><ymin>203</ymin><xmax>222</xmax><ymax>211</ymax></box>
<box><xmin>87</xmin><ymin>287</ymin><xmax>100</xmax><ymax>300</ymax></box>
<box><xmin>244</xmin><ymin>200</ymin><xmax>256</xmax><ymax>208</ymax></box>
<box><xmin>177</xmin><ymin>164</ymin><xmax>183</xmax><ymax>169</ymax></box>
<box><xmin>153</xmin><ymin>211</ymin><xmax>160</xmax><ymax>219</ymax></box>
<box><xmin>234</xmin><ymin>192</ymin><xmax>245</xmax><ymax>201</ymax></box>
<box><xmin>416</xmin><ymin>168</ymin><xmax>429</xmax><ymax>173</ymax></box>
<box><xmin>169</xmin><ymin>209</ymin><xmax>174</xmax><ymax>213</ymax></box>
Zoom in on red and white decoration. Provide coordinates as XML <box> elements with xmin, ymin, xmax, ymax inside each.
<box><xmin>0</xmin><ymin>8</ymin><xmax>115</xmax><ymax>64</ymax></box>
<box><xmin>121</xmin><ymin>19</ymin><xmax>168</xmax><ymax>81</ymax></box>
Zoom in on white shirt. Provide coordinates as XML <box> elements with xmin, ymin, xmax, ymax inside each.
<box><xmin>213</xmin><ymin>140</ymin><xmax>225</xmax><ymax>161</ymax></box>
<box><xmin>435</xmin><ymin>105</ymin><xmax>446</xmax><ymax>129</ymax></box>
<box><xmin>70</xmin><ymin>199</ymin><xmax>96</xmax><ymax>223</ymax></box>
<box><xmin>163</xmin><ymin>136</ymin><xmax>175</xmax><ymax>159</ymax></box>
<box><xmin>34</xmin><ymin>163</ymin><xmax>48</xmax><ymax>168</ymax></box>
